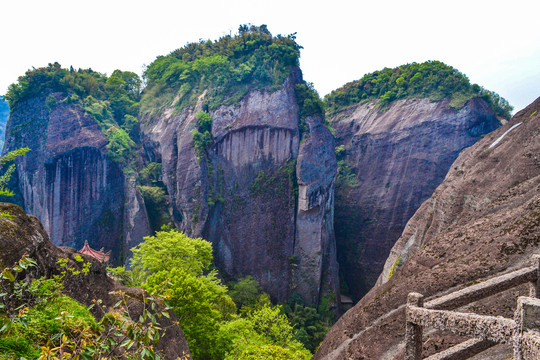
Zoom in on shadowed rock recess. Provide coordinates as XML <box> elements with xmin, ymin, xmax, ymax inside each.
<box><xmin>315</xmin><ymin>97</ymin><xmax>540</xmax><ymax>360</ymax></box>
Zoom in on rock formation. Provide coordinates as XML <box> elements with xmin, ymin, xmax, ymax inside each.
<box><xmin>330</xmin><ymin>97</ymin><xmax>501</xmax><ymax>300</ymax></box>
<box><xmin>2</xmin><ymin>94</ymin><xmax>150</xmax><ymax>263</ymax></box>
<box><xmin>141</xmin><ymin>74</ymin><xmax>339</xmax><ymax>304</ymax></box>
<box><xmin>314</xmin><ymin>96</ymin><xmax>540</xmax><ymax>359</ymax></box>
<box><xmin>0</xmin><ymin>202</ymin><xmax>190</xmax><ymax>359</ymax></box>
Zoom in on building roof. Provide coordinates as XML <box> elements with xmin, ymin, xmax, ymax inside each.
<box><xmin>79</xmin><ymin>240</ymin><xmax>110</xmax><ymax>262</ymax></box>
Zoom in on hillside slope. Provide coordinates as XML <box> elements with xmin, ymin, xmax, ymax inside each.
<box><xmin>315</xmin><ymin>96</ymin><xmax>540</xmax><ymax>359</ymax></box>
<box><xmin>0</xmin><ymin>202</ymin><xmax>190</xmax><ymax>359</ymax></box>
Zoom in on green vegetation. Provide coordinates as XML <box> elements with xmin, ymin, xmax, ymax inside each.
<box><xmin>325</xmin><ymin>61</ymin><xmax>513</xmax><ymax>119</ymax></box>
<box><xmin>4</xmin><ymin>63</ymin><xmax>141</xmax><ymax>170</ymax></box>
<box><xmin>141</xmin><ymin>24</ymin><xmax>301</xmax><ymax>114</ymax></box>
<box><xmin>0</xmin><ymin>147</ymin><xmax>30</xmax><ymax>217</ymax></box>
<box><xmin>249</xmin><ymin>159</ymin><xmax>298</xmax><ymax>198</ymax></box>
<box><xmin>111</xmin><ymin>228</ymin><xmax>313</xmax><ymax>360</ymax></box>
<box><xmin>191</xmin><ymin>111</ymin><xmax>214</xmax><ymax>159</ymax></box>
<box><xmin>0</xmin><ymin>147</ymin><xmax>30</xmax><ymax>198</ymax></box>
<box><xmin>387</xmin><ymin>256</ymin><xmax>402</xmax><ymax>280</ymax></box>
<box><xmin>138</xmin><ymin>162</ymin><xmax>172</xmax><ymax>233</ymax></box>
<box><xmin>334</xmin><ymin>145</ymin><xmax>358</xmax><ymax>187</ymax></box>
<box><xmin>139</xmin><ymin>185</ymin><xmax>172</xmax><ymax>232</ymax></box>
<box><xmin>1</xmin><ymin>255</ymin><xmax>173</xmax><ymax>359</ymax></box>
<box><xmin>294</xmin><ymin>82</ymin><xmax>325</xmax><ymax>136</ymax></box>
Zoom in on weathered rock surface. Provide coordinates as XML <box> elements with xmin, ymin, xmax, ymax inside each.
<box><xmin>141</xmin><ymin>75</ymin><xmax>339</xmax><ymax>304</ymax></box>
<box><xmin>330</xmin><ymin>97</ymin><xmax>501</xmax><ymax>300</ymax></box>
<box><xmin>314</xmin><ymin>96</ymin><xmax>540</xmax><ymax>359</ymax></box>
<box><xmin>2</xmin><ymin>94</ymin><xmax>150</xmax><ymax>263</ymax></box>
<box><xmin>295</xmin><ymin>115</ymin><xmax>338</xmax><ymax>304</ymax></box>
<box><xmin>0</xmin><ymin>202</ymin><xmax>190</xmax><ymax>359</ymax></box>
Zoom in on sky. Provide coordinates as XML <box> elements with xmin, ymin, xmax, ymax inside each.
<box><xmin>1</xmin><ymin>0</ymin><xmax>539</xmax><ymax>113</ymax></box>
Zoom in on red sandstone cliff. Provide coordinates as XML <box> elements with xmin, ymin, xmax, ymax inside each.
<box><xmin>330</xmin><ymin>97</ymin><xmax>501</xmax><ymax>300</ymax></box>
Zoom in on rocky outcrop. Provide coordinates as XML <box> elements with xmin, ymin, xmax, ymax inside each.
<box><xmin>2</xmin><ymin>94</ymin><xmax>150</xmax><ymax>263</ymax></box>
<box><xmin>330</xmin><ymin>97</ymin><xmax>501</xmax><ymax>300</ymax></box>
<box><xmin>0</xmin><ymin>202</ymin><xmax>190</xmax><ymax>359</ymax></box>
<box><xmin>314</xmin><ymin>96</ymin><xmax>540</xmax><ymax>359</ymax></box>
<box><xmin>141</xmin><ymin>76</ymin><xmax>339</xmax><ymax>304</ymax></box>
<box><xmin>294</xmin><ymin>115</ymin><xmax>338</xmax><ymax>304</ymax></box>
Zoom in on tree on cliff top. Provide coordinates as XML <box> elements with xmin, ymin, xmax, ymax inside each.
<box><xmin>324</xmin><ymin>60</ymin><xmax>513</xmax><ymax>119</ymax></box>
<box><xmin>4</xmin><ymin>64</ymin><xmax>142</xmax><ymax>171</ymax></box>
<box><xmin>141</xmin><ymin>24</ymin><xmax>302</xmax><ymax>112</ymax></box>
<box><xmin>0</xmin><ymin>147</ymin><xmax>30</xmax><ymax>198</ymax></box>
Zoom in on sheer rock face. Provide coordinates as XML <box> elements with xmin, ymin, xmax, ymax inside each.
<box><xmin>330</xmin><ymin>97</ymin><xmax>501</xmax><ymax>300</ymax></box>
<box><xmin>141</xmin><ymin>77</ymin><xmax>339</xmax><ymax>303</ymax></box>
<box><xmin>2</xmin><ymin>94</ymin><xmax>150</xmax><ymax>263</ymax></box>
<box><xmin>314</xmin><ymin>97</ymin><xmax>540</xmax><ymax>360</ymax></box>
<box><xmin>0</xmin><ymin>203</ymin><xmax>190</xmax><ymax>359</ymax></box>
<box><xmin>295</xmin><ymin>115</ymin><xmax>338</xmax><ymax>304</ymax></box>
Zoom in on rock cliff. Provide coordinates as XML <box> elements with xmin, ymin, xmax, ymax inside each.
<box><xmin>330</xmin><ymin>97</ymin><xmax>501</xmax><ymax>300</ymax></box>
<box><xmin>314</xmin><ymin>96</ymin><xmax>540</xmax><ymax>359</ymax></box>
<box><xmin>2</xmin><ymin>94</ymin><xmax>150</xmax><ymax>263</ymax></box>
<box><xmin>141</xmin><ymin>75</ymin><xmax>339</xmax><ymax>304</ymax></box>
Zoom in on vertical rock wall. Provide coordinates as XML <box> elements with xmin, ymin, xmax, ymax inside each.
<box><xmin>3</xmin><ymin>94</ymin><xmax>150</xmax><ymax>262</ymax></box>
<box><xmin>330</xmin><ymin>97</ymin><xmax>501</xmax><ymax>300</ymax></box>
<box><xmin>294</xmin><ymin>115</ymin><xmax>338</xmax><ymax>304</ymax></box>
<box><xmin>141</xmin><ymin>77</ymin><xmax>339</xmax><ymax>304</ymax></box>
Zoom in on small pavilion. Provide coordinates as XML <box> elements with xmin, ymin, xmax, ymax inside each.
<box><xmin>79</xmin><ymin>240</ymin><xmax>111</xmax><ymax>263</ymax></box>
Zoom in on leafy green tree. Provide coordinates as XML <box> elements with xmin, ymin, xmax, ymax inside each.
<box><xmin>145</xmin><ymin>268</ymin><xmax>235</xmax><ymax>360</ymax></box>
<box><xmin>130</xmin><ymin>228</ymin><xmax>213</xmax><ymax>277</ymax></box>
<box><xmin>117</xmin><ymin>229</ymin><xmax>313</xmax><ymax>360</ymax></box>
<box><xmin>229</xmin><ymin>276</ymin><xmax>262</xmax><ymax>311</ymax></box>
<box><xmin>128</xmin><ymin>229</ymin><xmax>235</xmax><ymax>359</ymax></box>
<box><xmin>0</xmin><ymin>147</ymin><xmax>30</xmax><ymax>197</ymax></box>
<box><xmin>218</xmin><ymin>304</ymin><xmax>311</xmax><ymax>360</ymax></box>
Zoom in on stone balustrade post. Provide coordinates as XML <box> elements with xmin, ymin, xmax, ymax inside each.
<box><xmin>514</xmin><ymin>296</ymin><xmax>540</xmax><ymax>360</ymax></box>
<box><xmin>529</xmin><ymin>255</ymin><xmax>540</xmax><ymax>298</ymax></box>
<box><xmin>406</xmin><ymin>292</ymin><xmax>424</xmax><ymax>360</ymax></box>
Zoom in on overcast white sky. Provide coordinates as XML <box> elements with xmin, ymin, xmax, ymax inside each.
<box><xmin>1</xmin><ymin>0</ymin><xmax>539</xmax><ymax>112</ymax></box>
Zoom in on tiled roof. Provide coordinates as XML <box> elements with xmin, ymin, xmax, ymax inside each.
<box><xmin>79</xmin><ymin>240</ymin><xmax>110</xmax><ymax>262</ymax></box>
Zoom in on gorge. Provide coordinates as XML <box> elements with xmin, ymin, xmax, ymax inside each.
<box><xmin>1</xmin><ymin>25</ymin><xmax>534</xmax><ymax>360</ymax></box>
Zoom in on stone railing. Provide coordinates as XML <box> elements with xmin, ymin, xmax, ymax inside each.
<box><xmin>405</xmin><ymin>255</ymin><xmax>540</xmax><ymax>360</ymax></box>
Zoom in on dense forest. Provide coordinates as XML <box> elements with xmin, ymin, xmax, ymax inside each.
<box><xmin>1</xmin><ymin>228</ymin><xmax>332</xmax><ymax>359</ymax></box>
<box><xmin>141</xmin><ymin>24</ymin><xmax>302</xmax><ymax>115</ymax></box>
<box><xmin>324</xmin><ymin>61</ymin><xmax>513</xmax><ymax>119</ymax></box>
